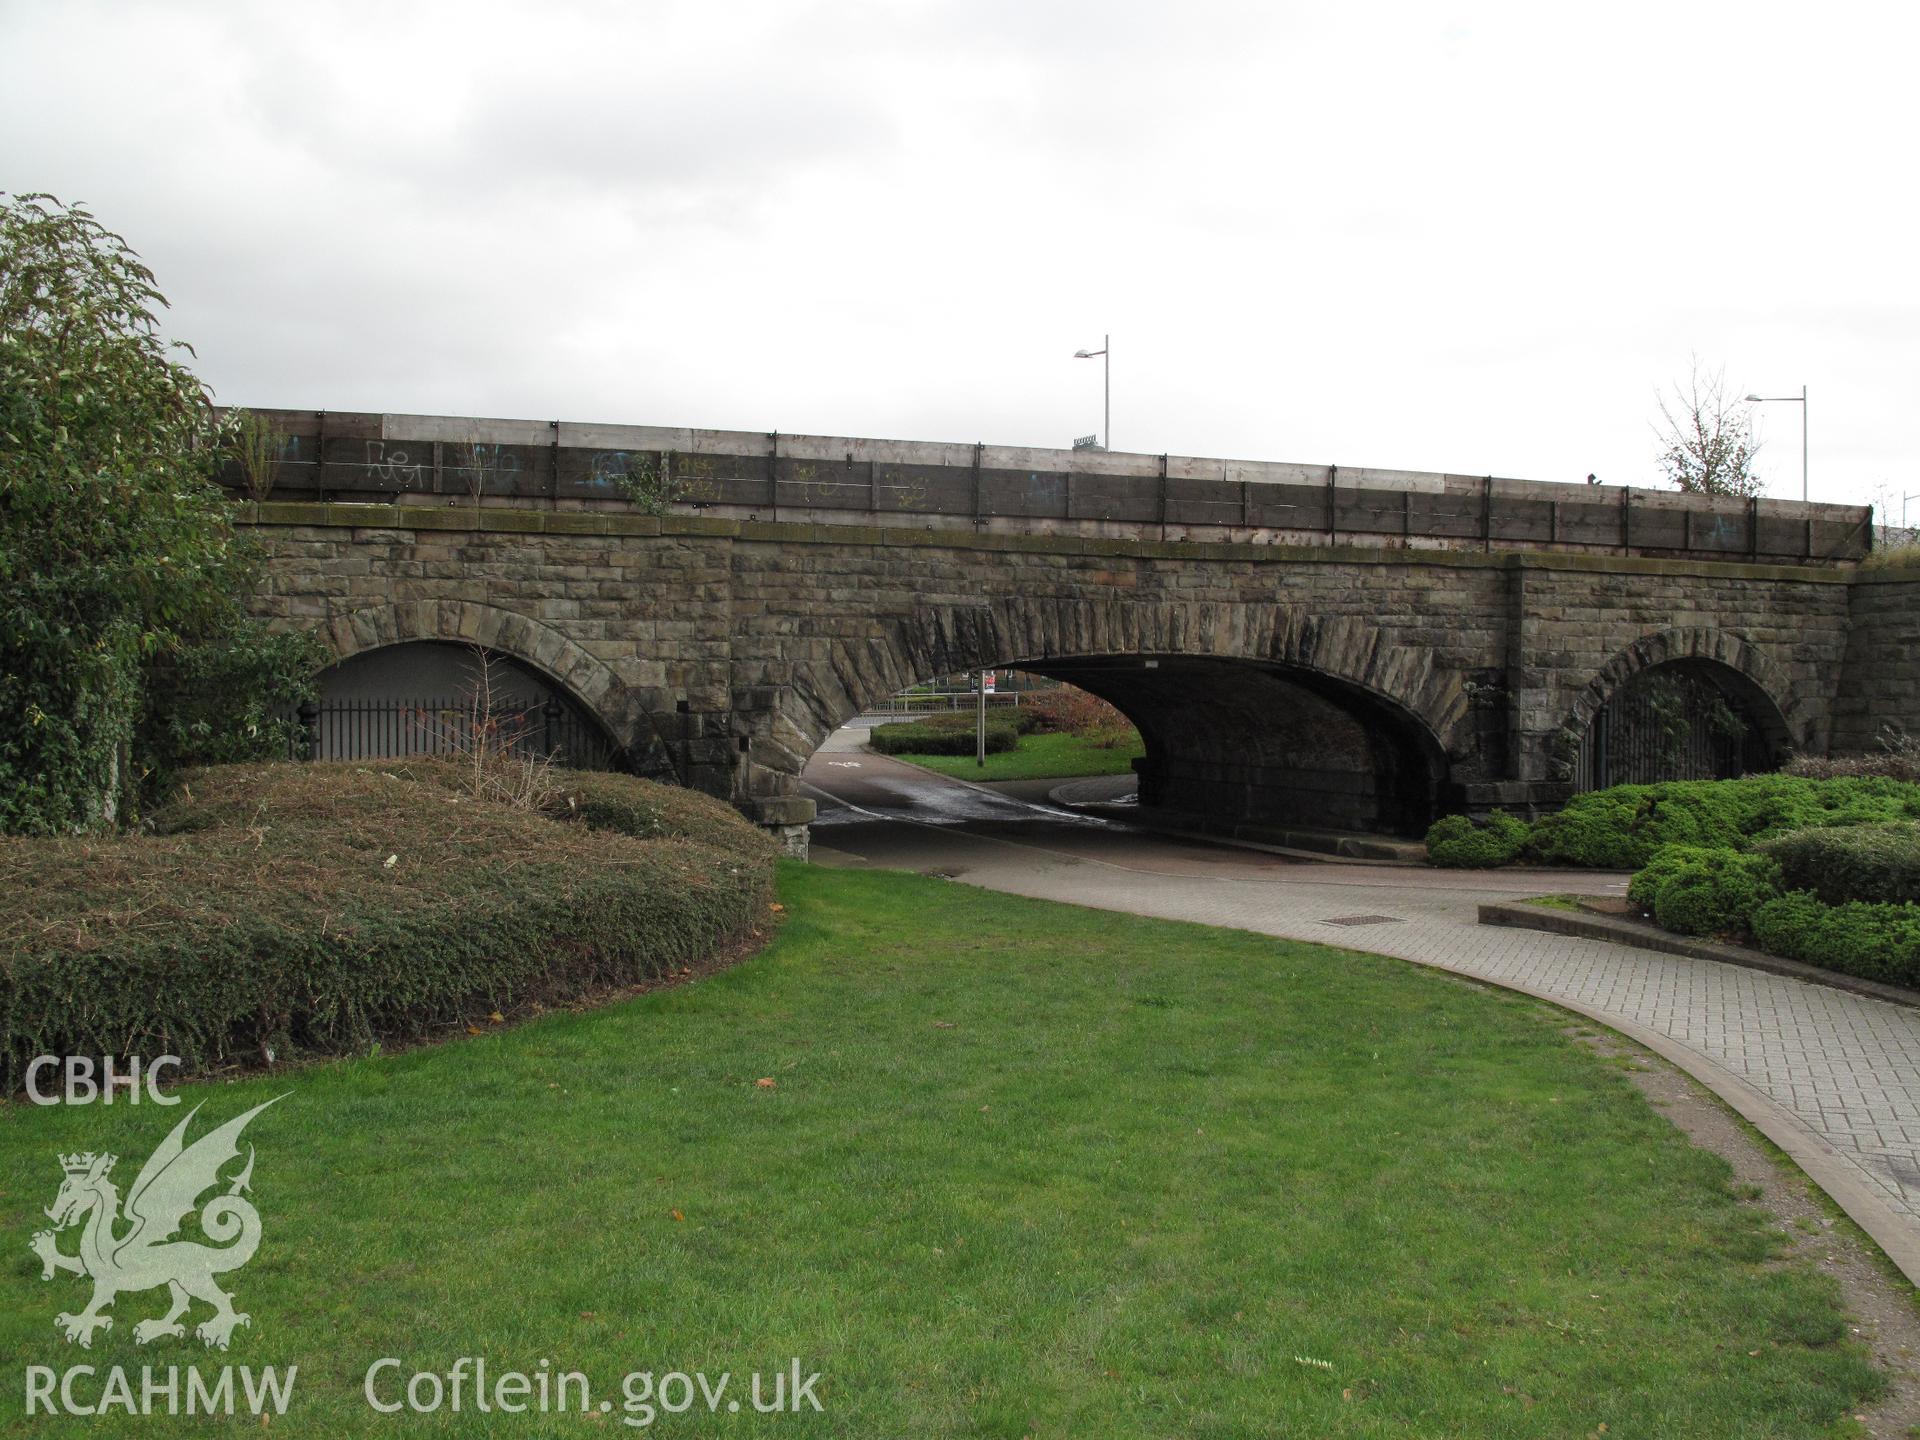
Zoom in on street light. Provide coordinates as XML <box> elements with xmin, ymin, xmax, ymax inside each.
<box><xmin>1074</xmin><ymin>334</ymin><xmax>1110</xmax><ymax>452</ymax></box>
<box><xmin>1743</xmin><ymin>385</ymin><xmax>1808</xmax><ymax>502</ymax></box>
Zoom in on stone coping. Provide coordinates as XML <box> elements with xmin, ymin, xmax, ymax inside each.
<box><xmin>236</xmin><ymin>502</ymin><xmax>1859</xmax><ymax>585</ymax></box>
<box><xmin>1852</xmin><ymin>564</ymin><xmax>1920</xmax><ymax>584</ymax></box>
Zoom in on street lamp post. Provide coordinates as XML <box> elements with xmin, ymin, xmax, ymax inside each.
<box><xmin>975</xmin><ymin>669</ymin><xmax>987</xmax><ymax>769</ymax></box>
<box><xmin>1074</xmin><ymin>335</ymin><xmax>1110</xmax><ymax>452</ymax></box>
<box><xmin>1743</xmin><ymin>385</ymin><xmax>1808</xmax><ymax>502</ymax></box>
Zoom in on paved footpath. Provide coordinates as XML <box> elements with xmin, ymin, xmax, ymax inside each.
<box><xmin>804</xmin><ymin>733</ymin><xmax>1920</xmax><ymax>1279</ymax></box>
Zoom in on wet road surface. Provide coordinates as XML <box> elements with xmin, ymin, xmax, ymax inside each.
<box><xmin>801</xmin><ymin>721</ymin><xmax>1617</xmax><ymax>897</ymax></box>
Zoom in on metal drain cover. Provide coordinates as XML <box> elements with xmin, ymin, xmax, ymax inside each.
<box><xmin>1320</xmin><ymin>914</ymin><xmax>1403</xmax><ymax>927</ymax></box>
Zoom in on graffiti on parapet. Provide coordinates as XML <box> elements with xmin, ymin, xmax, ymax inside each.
<box><xmin>587</xmin><ymin>451</ymin><xmax>631</xmax><ymax>489</ymax></box>
<box><xmin>363</xmin><ymin>441</ymin><xmax>426</xmax><ymax>490</ymax></box>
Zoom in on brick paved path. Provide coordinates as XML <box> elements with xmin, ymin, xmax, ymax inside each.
<box><xmin>805</xmin><ymin>736</ymin><xmax>1920</xmax><ymax>1268</ymax></box>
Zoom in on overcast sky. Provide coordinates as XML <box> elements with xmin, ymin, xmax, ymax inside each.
<box><xmin>5</xmin><ymin>0</ymin><xmax>1915</xmax><ymax>511</ymax></box>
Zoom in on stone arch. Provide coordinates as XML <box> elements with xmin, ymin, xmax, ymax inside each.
<box><xmin>1564</xmin><ymin>626</ymin><xmax>1801</xmax><ymax>749</ymax></box>
<box><xmin>760</xmin><ymin>597</ymin><xmax>1469</xmax><ymax>807</ymax></box>
<box><xmin>319</xmin><ymin>600</ymin><xmax>636</xmax><ymax>751</ymax></box>
<box><xmin>1557</xmin><ymin>626</ymin><xmax>1802</xmax><ymax>787</ymax></box>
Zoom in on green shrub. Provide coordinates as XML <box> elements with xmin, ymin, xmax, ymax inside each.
<box><xmin>1525</xmin><ymin>775</ymin><xmax>1920</xmax><ymax>870</ymax></box>
<box><xmin>0</xmin><ymin>629</ymin><xmax>141</xmax><ymax>834</ymax></box>
<box><xmin>0</xmin><ymin>762</ymin><xmax>777</xmax><ymax>1087</ymax></box>
<box><xmin>1624</xmin><ymin>849</ymin><xmax>1675</xmax><ymax>912</ymax></box>
<box><xmin>870</xmin><ymin>719</ymin><xmax>1018</xmax><ymax>756</ymax></box>
<box><xmin>1761</xmin><ymin>822</ymin><xmax>1920</xmax><ymax>906</ymax></box>
<box><xmin>1628</xmin><ymin>845</ymin><xmax>1781</xmax><ymax>937</ymax></box>
<box><xmin>1</xmin><ymin>195</ymin><xmax>318</xmax><ymax>832</ymax></box>
<box><xmin>137</xmin><ymin>620</ymin><xmax>325</xmax><ymax>784</ymax></box>
<box><xmin>1425</xmin><ymin>811</ymin><xmax>1529</xmax><ymax>868</ymax></box>
<box><xmin>1750</xmin><ymin>891</ymin><xmax>1920</xmax><ymax>989</ymax></box>
<box><xmin>1523</xmin><ymin>786</ymin><xmax>1660</xmax><ymax>868</ymax></box>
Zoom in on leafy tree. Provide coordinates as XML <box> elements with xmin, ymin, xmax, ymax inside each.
<box><xmin>0</xmin><ymin>193</ymin><xmax>320</xmax><ymax>832</ymax></box>
<box><xmin>1654</xmin><ymin>361</ymin><xmax>1764</xmax><ymax>497</ymax></box>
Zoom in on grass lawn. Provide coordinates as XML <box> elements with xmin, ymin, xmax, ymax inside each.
<box><xmin>1521</xmin><ymin>894</ymin><xmax>1589</xmax><ymax>912</ymax></box>
<box><xmin>891</xmin><ymin>729</ymin><xmax>1145</xmax><ymax>781</ymax></box>
<box><xmin>0</xmin><ymin>864</ymin><xmax>1883</xmax><ymax>1437</ymax></box>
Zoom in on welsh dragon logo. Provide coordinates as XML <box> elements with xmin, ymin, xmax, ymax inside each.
<box><xmin>30</xmin><ymin>1098</ymin><xmax>281</xmax><ymax>1350</ymax></box>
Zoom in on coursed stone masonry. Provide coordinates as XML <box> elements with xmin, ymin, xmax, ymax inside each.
<box><xmin>239</xmin><ymin>499</ymin><xmax>1906</xmax><ymax>848</ymax></box>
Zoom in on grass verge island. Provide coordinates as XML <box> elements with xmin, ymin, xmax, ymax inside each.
<box><xmin>869</xmin><ymin>706</ymin><xmax>1145</xmax><ymax>782</ymax></box>
<box><xmin>1</xmin><ymin>851</ymin><xmax>1891</xmax><ymax>1436</ymax></box>
<box><xmin>1427</xmin><ymin>773</ymin><xmax>1920</xmax><ymax>990</ymax></box>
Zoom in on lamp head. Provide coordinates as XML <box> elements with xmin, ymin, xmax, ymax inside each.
<box><xmin>1743</xmin><ymin>393</ymin><xmax>1763</xmax><ymax>402</ymax></box>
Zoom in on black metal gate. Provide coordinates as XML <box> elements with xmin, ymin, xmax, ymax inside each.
<box><xmin>1577</xmin><ymin>667</ymin><xmax>1765</xmax><ymax>790</ymax></box>
<box><xmin>292</xmin><ymin>696</ymin><xmax>614</xmax><ymax>770</ymax></box>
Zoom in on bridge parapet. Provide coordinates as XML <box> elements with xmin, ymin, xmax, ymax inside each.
<box><xmin>218</xmin><ymin>409</ymin><xmax>1873</xmax><ymax>565</ymax></box>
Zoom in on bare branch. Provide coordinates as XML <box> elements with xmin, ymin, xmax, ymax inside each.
<box><xmin>1653</xmin><ymin>358</ymin><xmax>1764</xmax><ymax>497</ymax></box>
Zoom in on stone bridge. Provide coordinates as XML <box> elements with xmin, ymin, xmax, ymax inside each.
<box><xmin>229</xmin><ymin>410</ymin><xmax>1914</xmax><ymax>851</ymax></box>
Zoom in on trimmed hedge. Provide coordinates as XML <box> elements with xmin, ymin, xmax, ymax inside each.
<box><xmin>870</xmin><ymin>719</ymin><xmax>1019</xmax><ymax>756</ymax></box>
<box><xmin>1626</xmin><ymin>845</ymin><xmax>1782</xmax><ymax>938</ymax></box>
<box><xmin>911</xmin><ymin>707</ymin><xmax>1040</xmax><ymax>733</ymax></box>
<box><xmin>1424</xmin><ymin>775</ymin><xmax>1920</xmax><ymax>871</ymax></box>
<box><xmin>1761</xmin><ymin>822</ymin><xmax>1920</xmax><ymax>906</ymax></box>
<box><xmin>881</xmin><ymin>707</ymin><xmax>1041</xmax><ymax>736</ymax></box>
<box><xmin>0</xmin><ymin>761</ymin><xmax>777</xmax><ymax>1088</ymax></box>
<box><xmin>378</xmin><ymin>761</ymin><xmax>774</xmax><ymax>863</ymax></box>
<box><xmin>1751</xmin><ymin>891</ymin><xmax>1920</xmax><ymax>989</ymax></box>
<box><xmin>1426</xmin><ymin>811</ymin><xmax>1529</xmax><ymax>868</ymax></box>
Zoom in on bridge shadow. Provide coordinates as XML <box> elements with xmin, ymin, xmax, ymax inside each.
<box><xmin>815</xmin><ymin>655</ymin><xmax>1453</xmax><ymax>847</ymax></box>
<box><xmin>1023</xmin><ymin>654</ymin><xmax>1448</xmax><ymax>840</ymax></box>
